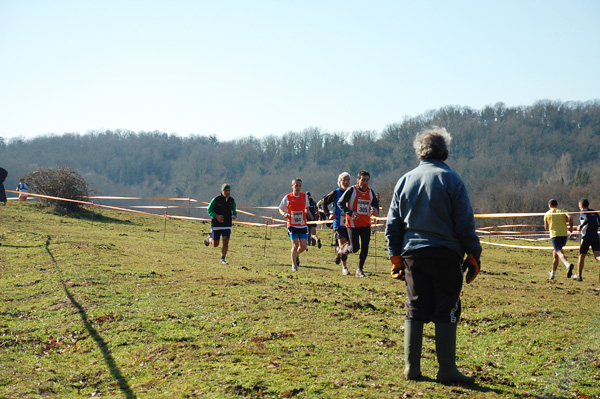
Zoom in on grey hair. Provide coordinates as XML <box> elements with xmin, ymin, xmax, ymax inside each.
<box><xmin>337</xmin><ymin>172</ymin><xmax>350</xmax><ymax>188</ymax></box>
<box><xmin>413</xmin><ymin>126</ymin><xmax>452</xmax><ymax>161</ymax></box>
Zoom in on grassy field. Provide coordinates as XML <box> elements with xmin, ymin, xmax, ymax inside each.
<box><xmin>1</xmin><ymin>203</ymin><xmax>599</xmax><ymax>398</ymax></box>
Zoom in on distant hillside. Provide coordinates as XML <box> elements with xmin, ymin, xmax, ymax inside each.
<box><xmin>2</xmin><ymin>100</ymin><xmax>599</xmax><ymax>215</ymax></box>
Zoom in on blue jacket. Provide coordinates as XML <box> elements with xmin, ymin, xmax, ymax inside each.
<box><xmin>320</xmin><ymin>188</ymin><xmax>345</xmax><ymax>228</ymax></box>
<box><xmin>385</xmin><ymin>159</ymin><xmax>481</xmax><ymax>259</ymax></box>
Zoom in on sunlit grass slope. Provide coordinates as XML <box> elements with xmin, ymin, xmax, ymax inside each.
<box><xmin>1</xmin><ymin>203</ymin><xmax>599</xmax><ymax>398</ymax></box>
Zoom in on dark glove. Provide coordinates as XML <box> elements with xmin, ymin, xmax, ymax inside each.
<box><xmin>390</xmin><ymin>255</ymin><xmax>405</xmax><ymax>280</ymax></box>
<box><xmin>462</xmin><ymin>254</ymin><xmax>481</xmax><ymax>284</ymax></box>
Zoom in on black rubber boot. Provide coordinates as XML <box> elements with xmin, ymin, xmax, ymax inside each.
<box><xmin>404</xmin><ymin>319</ymin><xmax>423</xmax><ymax>380</ymax></box>
<box><xmin>434</xmin><ymin>323</ymin><xmax>475</xmax><ymax>384</ymax></box>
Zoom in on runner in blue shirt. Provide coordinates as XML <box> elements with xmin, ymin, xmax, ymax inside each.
<box><xmin>321</xmin><ymin>172</ymin><xmax>351</xmax><ymax>275</ymax></box>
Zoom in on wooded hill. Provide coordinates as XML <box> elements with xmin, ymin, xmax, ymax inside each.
<box><xmin>2</xmin><ymin>100</ymin><xmax>599</xmax><ymax>216</ymax></box>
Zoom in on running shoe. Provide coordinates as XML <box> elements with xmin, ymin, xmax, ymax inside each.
<box><xmin>334</xmin><ymin>252</ymin><xmax>341</xmax><ymax>265</ymax></box>
<box><xmin>356</xmin><ymin>268</ymin><xmax>366</xmax><ymax>278</ymax></box>
<box><xmin>342</xmin><ymin>243</ymin><xmax>352</xmax><ymax>255</ymax></box>
<box><xmin>204</xmin><ymin>235</ymin><xmax>211</xmax><ymax>246</ymax></box>
<box><xmin>342</xmin><ymin>266</ymin><xmax>350</xmax><ymax>275</ymax></box>
<box><xmin>567</xmin><ymin>263</ymin><xmax>574</xmax><ymax>279</ymax></box>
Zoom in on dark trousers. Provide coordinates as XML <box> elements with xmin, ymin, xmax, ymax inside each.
<box><xmin>403</xmin><ymin>247</ymin><xmax>463</xmax><ymax>324</ymax></box>
<box><xmin>347</xmin><ymin>226</ymin><xmax>371</xmax><ymax>269</ymax></box>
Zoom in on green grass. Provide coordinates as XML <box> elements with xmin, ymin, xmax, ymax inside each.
<box><xmin>1</xmin><ymin>203</ymin><xmax>600</xmax><ymax>398</ymax></box>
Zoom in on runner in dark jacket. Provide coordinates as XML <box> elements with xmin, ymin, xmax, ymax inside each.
<box><xmin>306</xmin><ymin>192</ymin><xmax>321</xmax><ymax>248</ymax></box>
<box><xmin>204</xmin><ymin>183</ymin><xmax>237</xmax><ymax>265</ymax></box>
<box><xmin>573</xmin><ymin>198</ymin><xmax>600</xmax><ymax>281</ymax></box>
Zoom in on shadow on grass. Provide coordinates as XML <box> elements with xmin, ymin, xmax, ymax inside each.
<box><xmin>416</xmin><ymin>376</ymin><xmax>510</xmax><ymax>396</ymax></box>
<box><xmin>1</xmin><ymin>244</ymin><xmax>47</xmax><ymax>249</ymax></box>
<box><xmin>67</xmin><ymin>209</ymin><xmax>134</xmax><ymax>225</ymax></box>
<box><xmin>30</xmin><ymin>203</ymin><xmax>134</xmax><ymax>225</ymax></box>
<box><xmin>45</xmin><ymin>238</ymin><xmax>136</xmax><ymax>399</ymax></box>
<box><xmin>452</xmin><ymin>381</ymin><xmax>511</xmax><ymax>396</ymax></box>
<box><xmin>298</xmin><ymin>265</ymin><xmax>332</xmax><ymax>271</ymax></box>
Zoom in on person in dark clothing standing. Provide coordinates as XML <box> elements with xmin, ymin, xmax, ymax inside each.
<box><xmin>573</xmin><ymin>198</ymin><xmax>600</xmax><ymax>281</ymax></box>
<box><xmin>204</xmin><ymin>184</ymin><xmax>237</xmax><ymax>265</ymax></box>
<box><xmin>0</xmin><ymin>167</ymin><xmax>8</xmax><ymax>205</ymax></box>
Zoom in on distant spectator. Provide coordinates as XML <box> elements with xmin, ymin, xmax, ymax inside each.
<box><xmin>16</xmin><ymin>178</ymin><xmax>29</xmax><ymax>201</ymax></box>
<box><xmin>0</xmin><ymin>167</ymin><xmax>7</xmax><ymax>205</ymax></box>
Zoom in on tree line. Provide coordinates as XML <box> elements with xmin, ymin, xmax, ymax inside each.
<box><xmin>1</xmin><ymin>100</ymin><xmax>599</xmax><ymax>221</ymax></box>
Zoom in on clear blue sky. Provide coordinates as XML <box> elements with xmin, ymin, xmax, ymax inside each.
<box><xmin>1</xmin><ymin>0</ymin><xmax>599</xmax><ymax>141</ymax></box>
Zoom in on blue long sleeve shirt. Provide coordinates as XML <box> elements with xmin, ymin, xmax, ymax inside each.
<box><xmin>385</xmin><ymin>159</ymin><xmax>481</xmax><ymax>259</ymax></box>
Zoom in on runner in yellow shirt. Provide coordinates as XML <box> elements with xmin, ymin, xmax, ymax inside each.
<box><xmin>544</xmin><ymin>199</ymin><xmax>574</xmax><ymax>280</ymax></box>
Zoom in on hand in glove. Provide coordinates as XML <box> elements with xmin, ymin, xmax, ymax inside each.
<box><xmin>390</xmin><ymin>255</ymin><xmax>405</xmax><ymax>280</ymax></box>
<box><xmin>462</xmin><ymin>254</ymin><xmax>481</xmax><ymax>284</ymax></box>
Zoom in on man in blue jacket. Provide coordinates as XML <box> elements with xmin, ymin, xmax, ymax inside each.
<box><xmin>385</xmin><ymin>126</ymin><xmax>481</xmax><ymax>384</ymax></box>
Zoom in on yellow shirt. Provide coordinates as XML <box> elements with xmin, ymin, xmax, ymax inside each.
<box><xmin>544</xmin><ymin>208</ymin><xmax>569</xmax><ymax>238</ymax></box>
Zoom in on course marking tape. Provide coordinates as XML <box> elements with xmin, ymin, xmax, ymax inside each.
<box><xmin>480</xmin><ymin>240</ymin><xmax>579</xmax><ymax>250</ymax></box>
<box><xmin>167</xmin><ymin>215</ymin><xmax>211</xmax><ymax>222</ymax></box>
<box><xmin>86</xmin><ymin>196</ymin><xmax>198</xmax><ymax>201</ymax></box>
<box><xmin>478</xmin><ymin>224</ymin><xmax>542</xmax><ymax>229</ymax></box>
<box><xmin>10</xmin><ymin>190</ymin><xmax>595</xmax><ymax>242</ymax></box>
<box><xmin>238</xmin><ymin>206</ymin><xmax>280</xmax><ymax>209</ymax></box>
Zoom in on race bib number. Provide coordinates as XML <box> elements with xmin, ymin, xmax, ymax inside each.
<box><xmin>357</xmin><ymin>200</ymin><xmax>370</xmax><ymax>215</ymax></box>
<box><xmin>291</xmin><ymin>211</ymin><xmax>304</xmax><ymax>225</ymax></box>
